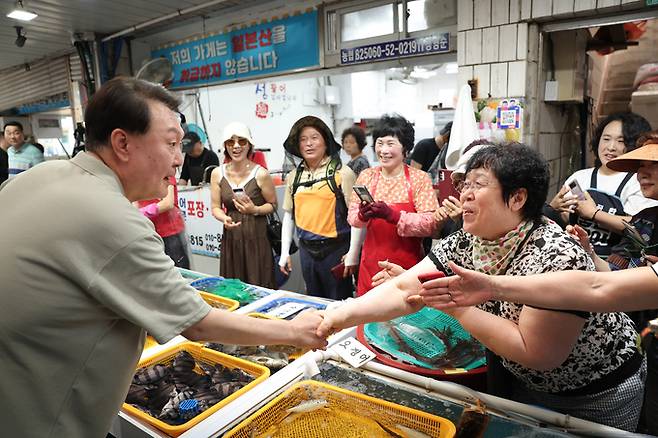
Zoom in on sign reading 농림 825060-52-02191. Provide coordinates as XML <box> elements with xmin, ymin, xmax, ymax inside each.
<box><xmin>340</xmin><ymin>33</ymin><xmax>450</xmax><ymax>65</ymax></box>
<box><xmin>151</xmin><ymin>10</ymin><xmax>320</xmax><ymax>90</ymax></box>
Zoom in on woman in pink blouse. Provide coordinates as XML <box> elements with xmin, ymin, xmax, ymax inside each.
<box><xmin>348</xmin><ymin>114</ymin><xmax>439</xmax><ymax>295</ymax></box>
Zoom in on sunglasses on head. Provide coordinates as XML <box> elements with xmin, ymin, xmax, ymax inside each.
<box><xmin>225</xmin><ymin>138</ymin><xmax>248</xmax><ymax>147</ymax></box>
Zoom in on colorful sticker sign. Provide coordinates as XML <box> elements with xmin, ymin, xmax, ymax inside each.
<box><xmin>178</xmin><ymin>186</ymin><xmax>222</xmax><ymax>258</ymax></box>
<box><xmin>496</xmin><ymin>99</ymin><xmax>521</xmax><ymax>129</ymax></box>
<box><xmin>152</xmin><ymin>11</ymin><xmax>320</xmax><ymax>89</ymax></box>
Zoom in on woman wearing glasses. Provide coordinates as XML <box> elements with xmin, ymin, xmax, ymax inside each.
<box><xmin>348</xmin><ymin>114</ymin><xmax>439</xmax><ymax>296</ymax></box>
<box><xmin>210</xmin><ymin>122</ymin><xmax>277</xmax><ymax>288</ymax></box>
<box><xmin>319</xmin><ymin>143</ymin><xmax>643</xmax><ymax>431</ymax></box>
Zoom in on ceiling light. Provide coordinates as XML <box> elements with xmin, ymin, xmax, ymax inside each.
<box><xmin>7</xmin><ymin>1</ymin><xmax>38</xmax><ymax>21</ymax></box>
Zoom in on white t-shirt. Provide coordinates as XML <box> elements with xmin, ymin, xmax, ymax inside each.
<box><xmin>564</xmin><ymin>167</ymin><xmax>658</xmax><ymax>216</ymax></box>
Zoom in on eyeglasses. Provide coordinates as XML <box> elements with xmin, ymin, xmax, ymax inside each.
<box><xmin>458</xmin><ymin>179</ymin><xmax>494</xmax><ymax>194</ymax></box>
<box><xmin>225</xmin><ymin>138</ymin><xmax>248</xmax><ymax>147</ymax></box>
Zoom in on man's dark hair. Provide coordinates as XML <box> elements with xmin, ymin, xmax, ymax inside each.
<box><xmin>466</xmin><ymin>143</ymin><xmax>549</xmax><ymax>221</ymax></box>
<box><xmin>590</xmin><ymin>112</ymin><xmax>651</xmax><ymax>167</ymax></box>
<box><xmin>84</xmin><ymin>77</ymin><xmax>181</xmax><ymax>152</ymax></box>
<box><xmin>341</xmin><ymin>126</ymin><xmax>367</xmax><ymax>151</ymax></box>
<box><xmin>3</xmin><ymin>121</ymin><xmax>24</xmax><ymax>133</ymax></box>
<box><xmin>372</xmin><ymin>114</ymin><xmax>415</xmax><ymax>154</ymax></box>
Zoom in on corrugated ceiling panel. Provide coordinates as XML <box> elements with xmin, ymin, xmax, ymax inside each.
<box><xmin>0</xmin><ymin>57</ymin><xmax>69</xmax><ymax>111</ymax></box>
<box><xmin>69</xmin><ymin>53</ymin><xmax>83</xmax><ymax>83</ymax></box>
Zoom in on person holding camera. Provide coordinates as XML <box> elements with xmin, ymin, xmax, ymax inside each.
<box><xmin>348</xmin><ymin>114</ymin><xmax>439</xmax><ymax>296</ymax></box>
<box><xmin>549</xmin><ymin>112</ymin><xmax>657</xmax><ymax>258</ymax></box>
<box><xmin>210</xmin><ymin>122</ymin><xmax>276</xmax><ymax>289</ymax></box>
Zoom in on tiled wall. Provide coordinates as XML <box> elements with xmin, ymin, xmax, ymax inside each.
<box><xmin>457</xmin><ymin>0</ymin><xmax>646</xmax><ymax>193</ymax></box>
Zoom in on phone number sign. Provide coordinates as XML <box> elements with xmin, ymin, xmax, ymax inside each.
<box><xmin>340</xmin><ymin>33</ymin><xmax>449</xmax><ymax>65</ymax></box>
<box><xmin>178</xmin><ymin>186</ymin><xmax>222</xmax><ymax>258</ymax></box>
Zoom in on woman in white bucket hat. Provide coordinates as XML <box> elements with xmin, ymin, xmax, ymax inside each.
<box><xmin>210</xmin><ymin>122</ymin><xmax>277</xmax><ymax>288</ymax></box>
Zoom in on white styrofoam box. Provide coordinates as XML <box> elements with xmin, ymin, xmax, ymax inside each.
<box><xmin>597</xmin><ymin>0</ymin><xmax>621</xmax><ymax>8</ymax></box>
<box><xmin>465</xmin><ymin>29</ymin><xmax>483</xmax><ymax>65</ymax></box>
<box><xmin>474</xmin><ymin>64</ymin><xmax>491</xmax><ymax>98</ymax></box>
<box><xmin>492</xmin><ymin>0</ymin><xmax>510</xmax><ymax>25</ymax></box>
<box><xmin>457</xmin><ymin>31</ymin><xmax>466</xmax><ymax>65</ymax></box>
<box><xmin>458</xmin><ymin>65</ymin><xmax>474</xmax><ymax>88</ymax></box>
<box><xmin>508</xmin><ymin>60</ymin><xmax>527</xmax><ymax>96</ymax></box>
<box><xmin>457</xmin><ymin>0</ymin><xmax>474</xmax><ymax>31</ymax></box>
<box><xmin>482</xmin><ymin>26</ymin><xmax>500</xmax><ymax>63</ymax></box>
<box><xmin>474</xmin><ymin>0</ymin><xmax>492</xmax><ymax>28</ymax></box>
<box><xmin>516</xmin><ymin>22</ymin><xmax>528</xmax><ymax>60</ymax></box>
<box><xmin>544</xmin><ymin>80</ymin><xmax>559</xmax><ymax>101</ymax></box>
<box><xmin>532</xmin><ymin>0</ymin><xmax>553</xmax><ymax>18</ymax></box>
<box><xmin>573</xmin><ymin>0</ymin><xmax>596</xmax><ymax>12</ymax></box>
<box><xmin>552</xmin><ymin>0</ymin><xmax>574</xmax><ymax>15</ymax></box>
<box><xmin>499</xmin><ymin>24</ymin><xmax>518</xmax><ymax>62</ymax></box>
<box><xmin>520</xmin><ymin>0</ymin><xmax>532</xmax><ymax>20</ymax></box>
<box><xmin>490</xmin><ymin>62</ymin><xmax>508</xmax><ymax>97</ymax></box>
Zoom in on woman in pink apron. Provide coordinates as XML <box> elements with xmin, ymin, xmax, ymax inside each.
<box><xmin>347</xmin><ymin>115</ymin><xmax>439</xmax><ymax>295</ymax></box>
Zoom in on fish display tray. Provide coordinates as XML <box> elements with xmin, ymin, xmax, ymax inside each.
<box><xmin>361</xmin><ymin>307</ymin><xmax>486</xmax><ymax>373</ymax></box>
<box><xmin>249</xmin><ymin>297</ymin><xmax>327</xmax><ymax>320</ymax></box>
<box><xmin>123</xmin><ymin>342</ymin><xmax>270</xmax><ymax>437</ymax></box>
<box><xmin>199</xmin><ymin>291</ymin><xmax>239</xmax><ymax>311</ymax></box>
<box><xmin>190</xmin><ymin>277</ymin><xmax>271</xmax><ymax>306</ymax></box>
<box><xmin>225</xmin><ymin>380</ymin><xmax>455</xmax><ymax>438</ymax></box>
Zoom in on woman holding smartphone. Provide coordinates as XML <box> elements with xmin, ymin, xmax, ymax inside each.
<box><xmin>549</xmin><ymin>112</ymin><xmax>655</xmax><ymax>257</ymax></box>
<box><xmin>210</xmin><ymin>122</ymin><xmax>277</xmax><ymax>288</ymax></box>
<box><xmin>348</xmin><ymin>114</ymin><xmax>439</xmax><ymax>295</ymax></box>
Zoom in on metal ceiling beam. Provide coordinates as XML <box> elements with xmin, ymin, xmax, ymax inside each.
<box><xmin>101</xmin><ymin>0</ymin><xmax>234</xmax><ymax>42</ymax></box>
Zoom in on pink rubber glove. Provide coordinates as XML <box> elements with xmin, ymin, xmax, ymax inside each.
<box><xmin>368</xmin><ymin>201</ymin><xmax>401</xmax><ymax>224</ymax></box>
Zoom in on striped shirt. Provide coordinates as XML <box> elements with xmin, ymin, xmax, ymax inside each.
<box><xmin>7</xmin><ymin>143</ymin><xmax>44</xmax><ymax>178</ymax></box>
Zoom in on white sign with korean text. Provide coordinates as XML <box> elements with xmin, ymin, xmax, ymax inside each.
<box><xmin>178</xmin><ymin>186</ymin><xmax>222</xmax><ymax>258</ymax></box>
<box><xmin>331</xmin><ymin>336</ymin><xmax>376</xmax><ymax>368</ymax></box>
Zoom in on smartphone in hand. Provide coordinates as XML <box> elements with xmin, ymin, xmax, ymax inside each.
<box><xmin>232</xmin><ymin>187</ymin><xmax>249</xmax><ymax>201</ymax></box>
<box><xmin>418</xmin><ymin>271</ymin><xmax>445</xmax><ymax>283</ymax></box>
<box><xmin>567</xmin><ymin>180</ymin><xmax>587</xmax><ymax>201</ymax></box>
<box><xmin>353</xmin><ymin>185</ymin><xmax>374</xmax><ymax>203</ymax></box>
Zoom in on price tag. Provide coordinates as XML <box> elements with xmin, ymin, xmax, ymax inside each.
<box><xmin>331</xmin><ymin>336</ymin><xmax>376</xmax><ymax>368</ymax></box>
<box><xmin>266</xmin><ymin>302</ymin><xmax>308</xmax><ymax>319</ymax></box>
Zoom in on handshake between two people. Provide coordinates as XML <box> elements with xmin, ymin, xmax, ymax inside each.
<box><xmin>289</xmin><ymin>260</ymin><xmax>497</xmax><ymax>351</ymax></box>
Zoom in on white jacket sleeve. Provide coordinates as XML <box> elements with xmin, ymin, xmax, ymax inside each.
<box><xmin>344</xmin><ymin>226</ymin><xmax>365</xmax><ymax>266</ymax></box>
<box><xmin>278</xmin><ymin>211</ymin><xmax>295</xmax><ymax>267</ymax></box>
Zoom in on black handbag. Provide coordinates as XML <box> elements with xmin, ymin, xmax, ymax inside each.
<box><xmin>266</xmin><ymin>210</ymin><xmax>298</xmax><ymax>255</ymax></box>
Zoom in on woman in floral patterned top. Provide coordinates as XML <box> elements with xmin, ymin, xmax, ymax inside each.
<box><xmin>319</xmin><ymin>143</ymin><xmax>644</xmax><ymax>431</ymax></box>
<box><xmin>348</xmin><ymin>114</ymin><xmax>440</xmax><ymax>295</ymax></box>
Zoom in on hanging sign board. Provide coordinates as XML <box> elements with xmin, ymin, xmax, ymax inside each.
<box><xmin>152</xmin><ymin>10</ymin><xmax>320</xmax><ymax>89</ymax></box>
<box><xmin>339</xmin><ymin>32</ymin><xmax>450</xmax><ymax>65</ymax></box>
<box><xmin>178</xmin><ymin>186</ymin><xmax>222</xmax><ymax>258</ymax></box>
